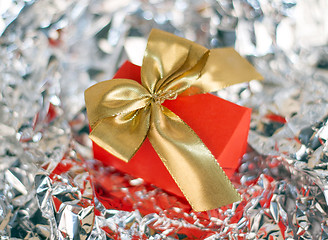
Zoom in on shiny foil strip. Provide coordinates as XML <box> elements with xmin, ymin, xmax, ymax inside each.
<box><xmin>1</xmin><ymin>0</ymin><xmax>328</xmax><ymax>239</ymax></box>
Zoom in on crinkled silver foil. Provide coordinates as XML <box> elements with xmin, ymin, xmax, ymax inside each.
<box><xmin>1</xmin><ymin>0</ymin><xmax>328</xmax><ymax>239</ymax></box>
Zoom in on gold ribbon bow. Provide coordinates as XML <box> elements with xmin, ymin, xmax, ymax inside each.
<box><xmin>85</xmin><ymin>29</ymin><xmax>263</xmax><ymax>211</ymax></box>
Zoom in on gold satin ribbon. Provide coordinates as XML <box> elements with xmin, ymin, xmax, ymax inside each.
<box><xmin>85</xmin><ymin>29</ymin><xmax>263</xmax><ymax>211</ymax></box>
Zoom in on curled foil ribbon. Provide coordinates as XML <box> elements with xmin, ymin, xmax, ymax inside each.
<box><xmin>85</xmin><ymin>29</ymin><xmax>262</xmax><ymax>211</ymax></box>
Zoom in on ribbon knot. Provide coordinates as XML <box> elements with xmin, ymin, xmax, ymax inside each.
<box><xmin>151</xmin><ymin>90</ymin><xmax>178</xmax><ymax>104</ymax></box>
<box><xmin>85</xmin><ymin>29</ymin><xmax>263</xmax><ymax>211</ymax></box>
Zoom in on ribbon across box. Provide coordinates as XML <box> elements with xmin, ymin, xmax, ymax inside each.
<box><xmin>91</xmin><ymin>60</ymin><xmax>252</xmax><ymax>206</ymax></box>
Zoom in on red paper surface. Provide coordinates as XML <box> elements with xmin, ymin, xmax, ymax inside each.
<box><xmin>92</xmin><ymin>61</ymin><xmax>251</xmax><ymax>201</ymax></box>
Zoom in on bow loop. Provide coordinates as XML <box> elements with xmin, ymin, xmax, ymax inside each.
<box><xmin>85</xmin><ymin>79</ymin><xmax>151</xmax><ymax>127</ymax></box>
<box><xmin>141</xmin><ymin>29</ymin><xmax>209</xmax><ymax>96</ymax></box>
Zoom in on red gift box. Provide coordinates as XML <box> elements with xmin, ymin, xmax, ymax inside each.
<box><xmin>91</xmin><ymin>60</ymin><xmax>251</xmax><ymax>202</ymax></box>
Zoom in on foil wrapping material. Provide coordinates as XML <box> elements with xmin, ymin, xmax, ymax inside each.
<box><xmin>1</xmin><ymin>0</ymin><xmax>328</xmax><ymax>239</ymax></box>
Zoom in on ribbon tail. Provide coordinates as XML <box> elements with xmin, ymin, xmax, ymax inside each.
<box><xmin>191</xmin><ymin>48</ymin><xmax>264</xmax><ymax>93</ymax></box>
<box><xmin>148</xmin><ymin>103</ymin><xmax>241</xmax><ymax>211</ymax></box>
<box><xmin>90</xmin><ymin>106</ymin><xmax>151</xmax><ymax>162</ymax></box>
